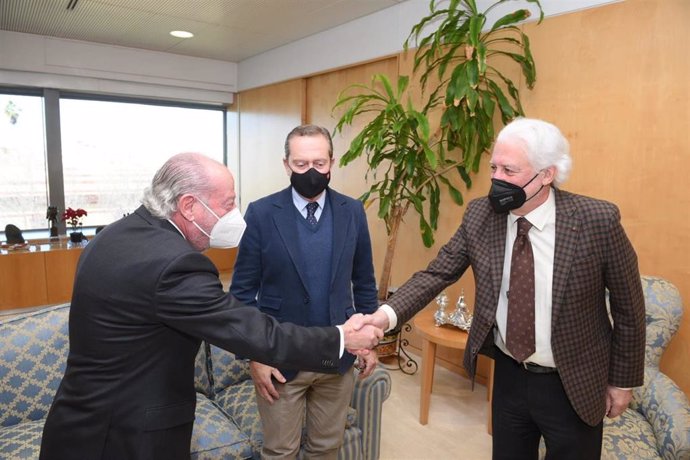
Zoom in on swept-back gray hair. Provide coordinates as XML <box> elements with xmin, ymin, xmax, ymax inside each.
<box><xmin>142</xmin><ymin>152</ymin><xmax>215</xmax><ymax>219</ymax></box>
<box><xmin>284</xmin><ymin>124</ymin><xmax>333</xmax><ymax>159</ymax></box>
<box><xmin>496</xmin><ymin>118</ymin><xmax>573</xmax><ymax>187</ymax></box>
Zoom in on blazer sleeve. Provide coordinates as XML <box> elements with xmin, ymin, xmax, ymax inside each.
<box><xmin>351</xmin><ymin>200</ymin><xmax>378</xmax><ymax>314</ymax></box>
<box><xmin>154</xmin><ymin>250</ymin><xmax>340</xmax><ymax>373</ymax></box>
<box><xmin>229</xmin><ymin>202</ymin><xmax>261</xmax><ymax>307</ymax></box>
<box><xmin>387</xmin><ymin>200</ymin><xmax>476</xmax><ymax>326</ymax></box>
<box><xmin>604</xmin><ymin>205</ymin><xmax>646</xmax><ymax>388</ymax></box>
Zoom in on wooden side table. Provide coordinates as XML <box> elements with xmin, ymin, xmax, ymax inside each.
<box><xmin>412</xmin><ymin>306</ymin><xmax>469</xmax><ymax>425</ymax></box>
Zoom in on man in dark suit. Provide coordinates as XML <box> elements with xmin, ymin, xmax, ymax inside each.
<box><xmin>39</xmin><ymin>152</ymin><xmax>382</xmax><ymax>460</ymax></box>
<box><xmin>230</xmin><ymin>125</ymin><xmax>379</xmax><ymax>459</ymax></box>
<box><xmin>357</xmin><ymin>118</ymin><xmax>646</xmax><ymax>459</ymax></box>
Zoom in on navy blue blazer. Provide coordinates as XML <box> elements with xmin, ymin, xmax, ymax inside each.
<box><xmin>230</xmin><ymin>187</ymin><xmax>378</xmax><ymax>379</ymax></box>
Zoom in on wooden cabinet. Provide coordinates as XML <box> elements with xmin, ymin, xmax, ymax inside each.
<box><xmin>0</xmin><ymin>241</ymin><xmax>236</xmax><ymax>311</ymax></box>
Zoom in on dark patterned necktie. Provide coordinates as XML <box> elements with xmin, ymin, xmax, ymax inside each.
<box><xmin>306</xmin><ymin>202</ymin><xmax>318</xmax><ymax>226</ymax></box>
<box><xmin>506</xmin><ymin>217</ymin><xmax>535</xmax><ymax>362</ymax></box>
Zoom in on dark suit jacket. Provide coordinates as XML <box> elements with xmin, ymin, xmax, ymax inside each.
<box><xmin>387</xmin><ymin>189</ymin><xmax>646</xmax><ymax>426</ymax></box>
<box><xmin>39</xmin><ymin>206</ymin><xmax>340</xmax><ymax>460</ymax></box>
<box><xmin>230</xmin><ymin>187</ymin><xmax>378</xmax><ymax>379</ymax></box>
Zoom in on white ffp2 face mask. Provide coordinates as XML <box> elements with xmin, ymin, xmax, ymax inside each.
<box><xmin>193</xmin><ymin>199</ymin><xmax>247</xmax><ymax>248</ymax></box>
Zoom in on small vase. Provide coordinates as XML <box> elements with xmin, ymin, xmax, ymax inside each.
<box><xmin>69</xmin><ymin>232</ymin><xmax>84</xmax><ymax>243</ymax></box>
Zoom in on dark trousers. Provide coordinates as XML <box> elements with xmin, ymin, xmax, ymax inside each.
<box><xmin>492</xmin><ymin>350</ymin><xmax>603</xmax><ymax>460</ymax></box>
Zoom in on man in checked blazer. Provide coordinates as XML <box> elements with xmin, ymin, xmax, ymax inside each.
<box><xmin>360</xmin><ymin>118</ymin><xmax>646</xmax><ymax>459</ymax></box>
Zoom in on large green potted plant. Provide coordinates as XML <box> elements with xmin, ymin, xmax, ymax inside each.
<box><xmin>333</xmin><ymin>0</ymin><xmax>543</xmax><ymax>301</ymax></box>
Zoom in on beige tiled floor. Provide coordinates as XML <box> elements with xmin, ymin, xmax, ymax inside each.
<box><xmin>379</xmin><ymin>353</ymin><xmax>492</xmax><ymax>459</ymax></box>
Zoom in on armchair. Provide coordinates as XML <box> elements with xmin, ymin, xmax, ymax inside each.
<box><xmin>538</xmin><ymin>276</ymin><xmax>690</xmax><ymax>459</ymax></box>
<box><xmin>601</xmin><ymin>276</ymin><xmax>690</xmax><ymax>459</ymax></box>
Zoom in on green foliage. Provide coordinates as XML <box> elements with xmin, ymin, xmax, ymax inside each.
<box><xmin>407</xmin><ymin>0</ymin><xmax>542</xmax><ymax>172</ymax></box>
<box><xmin>333</xmin><ymin>74</ymin><xmax>464</xmax><ymax>247</ymax></box>
<box><xmin>332</xmin><ymin>0</ymin><xmax>542</xmax><ymax>292</ymax></box>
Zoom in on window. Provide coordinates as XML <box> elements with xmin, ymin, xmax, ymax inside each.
<box><xmin>0</xmin><ymin>89</ymin><xmax>227</xmax><ymax>239</ymax></box>
<box><xmin>59</xmin><ymin>98</ymin><xmax>225</xmax><ymax>226</ymax></box>
<box><xmin>0</xmin><ymin>93</ymin><xmax>48</xmax><ymax>231</ymax></box>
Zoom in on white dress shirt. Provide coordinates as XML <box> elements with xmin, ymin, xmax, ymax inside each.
<box><xmin>495</xmin><ymin>189</ymin><xmax>556</xmax><ymax>366</ymax></box>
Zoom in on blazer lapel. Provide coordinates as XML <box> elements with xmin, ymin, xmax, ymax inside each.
<box><xmin>487</xmin><ymin>210</ymin><xmax>508</xmax><ymax>308</ymax></box>
<box><xmin>272</xmin><ymin>188</ymin><xmax>310</xmax><ymax>290</ymax></box>
<box><xmin>328</xmin><ymin>190</ymin><xmax>350</xmax><ymax>287</ymax></box>
<box><xmin>551</xmin><ymin>189</ymin><xmax>581</xmax><ymax>326</ymax></box>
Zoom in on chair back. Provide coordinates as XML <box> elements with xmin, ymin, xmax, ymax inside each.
<box><xmin>640</xmin><ymin>275</ymin><xmax>683</xmax><ymax>369</ymax></box>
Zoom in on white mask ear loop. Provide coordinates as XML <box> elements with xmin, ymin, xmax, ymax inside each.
<box><xmin>196</xmin><ymin>198</ymin><xmax>221</xmax><ymax>220</ymax></box>
<box><xmin>190</xmin><ymin>198</ymin><xmax>218</xmax><ymax>239</ymax></box>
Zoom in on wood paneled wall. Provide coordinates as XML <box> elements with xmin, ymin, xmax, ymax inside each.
<box><xmin>237</xmin><ymin>79</ymin><xmax>306</xmax><ymax>207</ymax></box>
<box><xmin>235</xmin><ymin>0</ymin><xmax>689</xmax><ymax>395</ymax></box>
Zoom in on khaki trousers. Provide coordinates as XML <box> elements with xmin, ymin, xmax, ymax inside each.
<box><xmin>256</xmin><ymin>369</ymin><xmax>355</xmax><ymax>460</ymax></box>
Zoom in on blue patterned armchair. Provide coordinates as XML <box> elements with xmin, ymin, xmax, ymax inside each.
<box><xmin>0</xmin><ymin>304</ymin><xmax>391</xmax><ymax>459</ymax></box>
<box><xmin>601</xmin><ymin>276</ymin><xmax>690</xmax><ymax>459</ymax></box>
<box><xmin>539</xmin><ymin>276</ymin><xmax>690</xmax><ymax>459</ymax></box>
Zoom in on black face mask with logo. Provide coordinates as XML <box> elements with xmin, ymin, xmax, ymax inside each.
<box><xmin>488</xmin><ymin>173</ymin><xmax>542</xmax><ymax>213</ymax></box>
<box><xmin>290</xmin><ymin>167</ymin><xmax>331</xmax><ymax>199</ymax></box>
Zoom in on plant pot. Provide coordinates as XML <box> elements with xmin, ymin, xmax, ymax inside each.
<box><xmin>375</xmin><ymin>329</ymin><xmax>400</xmax><ymax>357</ymax></box>
<box><xmin>69</xmin><ymin>232</ymin><xmax>84</xmax><ymax>243</ymax></box>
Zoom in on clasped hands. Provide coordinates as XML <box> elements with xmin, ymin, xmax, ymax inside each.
<box><xmin>342</xmin><ymin>310</ymin><xmax>389</xmax><ymax>356</ymax></box>
<box><xmin>250</xmin><ymin>311</ymin><xmax>389</xmax><ymax>404</ymax></box>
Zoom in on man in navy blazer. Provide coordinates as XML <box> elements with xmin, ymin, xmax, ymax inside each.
<box><xmin>39</xmin><ymin>152</ymin><xmax>382</xmax><ymax>460</ymax></box>
<box><xmin>230</xmin><ymin>125</ymin><xmax>379</xmax><ymax>459</ymax></box>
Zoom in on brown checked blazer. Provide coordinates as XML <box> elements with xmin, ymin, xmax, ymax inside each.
<box><xmin>387</xmin><ymin>189</ymin><xmax>646</xmax><ymax>426</ymax></box>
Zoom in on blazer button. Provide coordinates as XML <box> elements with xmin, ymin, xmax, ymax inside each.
<box><xmin>304</xmin><ymin>297</ymin><xmax>310</xmax><ymax>304</ymax></box>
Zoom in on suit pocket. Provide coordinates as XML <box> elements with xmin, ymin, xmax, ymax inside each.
<box><xmin>144</xmin><ymin>400</ymin><xmax>195</xmax><ymax>431</ymax></box>
<box><xmin>258</xmin><ymin>294</ymin><xmax>283</xmax><ymax>313</ymax></box>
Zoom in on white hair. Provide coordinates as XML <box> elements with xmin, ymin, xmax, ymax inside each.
<box><xmin>496</xmin><ymin>117</ymin><xmax>573</xmax><ymax>186</ymax></box>
<box><xmin>141</xmin><ymin>153</ymin><xmax>215</xmax><ymax>219</ymax></box>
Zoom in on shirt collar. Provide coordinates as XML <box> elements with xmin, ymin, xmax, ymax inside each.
<box><xmin>167</xmin><ymin>218</ymin><xmax>186</xmax><ymax>239</ymax></box>
<box><xmin>291</xmin><ymin>187</ymin><xmax>327</xmax><ymax>212</ymax></box>
<box><xmin>508</xmin><ymin>186</ymin><xmax>555</xmax><ymax>232</ymax></box>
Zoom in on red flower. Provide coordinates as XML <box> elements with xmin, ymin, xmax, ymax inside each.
<box><xmin>62</xmin><ymin>207</ymin><xmax>88</xmax><ymax>231</ymax></box>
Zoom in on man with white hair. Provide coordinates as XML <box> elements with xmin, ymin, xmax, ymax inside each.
<box><xmin>39</xmin><ymin>152</ymin><xmax>382</xmax><ymax>460</ymax></box>
<box><xmin>358</xmin><ymin>118</ymin><xmax>645</xmax><ymax>459</ymax></box>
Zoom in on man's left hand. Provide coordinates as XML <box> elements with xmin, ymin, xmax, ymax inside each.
<box><xmin>354</xmin><ymin>349</ymin><xmax>378</xmax><ymax>379</ymax></box>
<box><xmin>605</xmin><ymin>386</ymin><xmax>633</xmax><ymax>418</ymax></box>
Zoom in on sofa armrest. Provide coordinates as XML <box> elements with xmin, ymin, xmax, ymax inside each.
<box><xmin>637</xmin><ymin>369</ymin><xmax>690</xmax><ymax>459</ymax></box>
<box><xmin>349</xmin><ymin>366</ymin><xmax>391</xmax><ymax>460</ymax></box>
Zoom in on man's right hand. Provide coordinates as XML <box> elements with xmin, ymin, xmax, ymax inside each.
<box><xmin>346</xmin><ymin>309</ymin><xmax>390</xmax><ymax>333</ymax></box>
<box><xmin>249</xmin><ymin>361</ymin><xmax>286</xmax><ymax>404</ymax></box>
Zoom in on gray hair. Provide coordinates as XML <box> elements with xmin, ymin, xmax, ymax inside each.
<box><xmin>142</xmin><ymin>153</ymin><xmax>215</xmax><ymax>219</ymax></box>
<box><xmin>496</xmin><ymin>118</ymin><xmax>572</xmax><ymax>187</ymax></box>
<box><xmin>284</xmin><ymin>124</ymin><xmax>333</xmax><ymax>159</ymax></box>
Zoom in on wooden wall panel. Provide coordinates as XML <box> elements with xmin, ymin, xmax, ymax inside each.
<box><xmin>238</xmin><ymin>79</ymin><xmax>306</xmax><ymax>208</ymax></box>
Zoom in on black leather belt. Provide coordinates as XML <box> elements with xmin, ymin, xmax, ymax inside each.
<box><xmin>521</xmin><ymin>361</ymin><xmax>558</xmax><ymax>374</ymax></box>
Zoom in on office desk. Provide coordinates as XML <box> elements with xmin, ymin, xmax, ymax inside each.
<box><xmin>0</xmin><ymin>239</ymin><xmax>236</xmax><ymax>311</ymax></box>
<box><xmin>0</xmin><ymin>240</ymin><xmax>84</xmax><ymax>310</ymax></box>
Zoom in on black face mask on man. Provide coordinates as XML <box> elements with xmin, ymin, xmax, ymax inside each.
<box><xmin>488</xmin><ymin>173</ymin><xmax>543</xmax><ymax>213</ymax></box>
<box><xmin>290</xmin><ymin>167</ymin><xmax>331</xmax><ymax>199</ymax></box>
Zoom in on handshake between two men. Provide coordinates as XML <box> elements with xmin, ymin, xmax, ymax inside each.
<box><xmin>341</xmin><ymin>310</ymin><xmax>391</xmax><ymax>355</ymax></box>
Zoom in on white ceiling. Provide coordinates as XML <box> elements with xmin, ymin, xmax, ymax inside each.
<box><xmin>0</xmin><ymin>0</ymin><xmax>404</xmax><ymax>62</ymax></box>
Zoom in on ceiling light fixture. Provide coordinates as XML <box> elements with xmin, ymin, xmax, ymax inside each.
<box><xmin>170</xmin><ymin>30</ymin><xmax>194</xmax><ymax>38</ymax></box>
